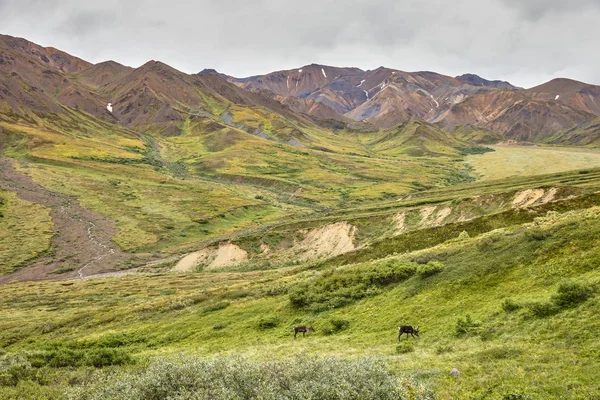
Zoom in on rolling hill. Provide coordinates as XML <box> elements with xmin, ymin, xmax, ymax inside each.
<box><xmin>2</xmin><ymin>33</ymin><xmax>600</xmax><ymax>399</ymax></box>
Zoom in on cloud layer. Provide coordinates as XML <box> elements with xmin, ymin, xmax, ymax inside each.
<box><xmin>1</xmin><ymin>0</ymin><xmax>599</xmax><ymax>87</ymax></box>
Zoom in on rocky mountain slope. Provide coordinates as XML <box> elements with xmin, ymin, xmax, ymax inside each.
<box><xmin>231</xmin><ymin>64</ymin><xmax>600</xmax><ymax>142</ymax></box>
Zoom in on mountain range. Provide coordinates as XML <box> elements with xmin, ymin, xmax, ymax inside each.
<box><xmin>2</xmin><ymin>33</ymin><xmax>600</xmax><ymax>145</ymax></box>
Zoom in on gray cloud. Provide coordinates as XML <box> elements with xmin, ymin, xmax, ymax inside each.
<box><xmin>0</xmin><ymin>0</ymin><xmax>599</xmax><ymax>88</ymax></box>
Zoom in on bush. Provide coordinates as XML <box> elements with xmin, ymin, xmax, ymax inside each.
<box><xmin>67</xmin><ymin>355</ymin><xmax>410</xmax><ymax>400</ymax></box>
<box><xmin>457</xmin><ymin>231</ymin><xmax>470</xmax><ymax>240</ymax></box>
<box><xmin>396</xmin><ymin>342</ymin><xmax>414</xmax><ymax>354</ymax></box>
<box><xmin>526</xmin><ymin>301</ymin><xmax>559</xmax><ymax>318</ymax></box>
<box><xmin>289</xmin><ymin>261</ymin><xmax>417</xmax><ymax>310</ymax></box>
<box><xmin>0</xmin><ymin>352</ymin><xmax>34</xmax><ymax>387</ymax></box>
<box><xmin>417</xmin><ymin>261</ymin><xmax>444</xmax><ymax>278</ymax></box>
<box><xmin>552</xmin><ymin>280</ymin><xmax>595</xmax><ymax>309</ymax></box>
<box><xmin>525</xmin><ymin>228</ymin><xmax>551</xmax><ymax>241</ymax></box>
<box><xmin>26</xmin><ymin>348</ymin><xmax>131</xmax><ymax>368</ymax></box>
<box><xmin>455</xmin><ymin>314</ymin><xmax>481</xmax><ymax>337</ymax></box>
<box><xmin>212</xmin><ymin>323</ymin><xmax>227</xmax><ymax>330</ymax></box>
<box><xmin>202</xmin><ymin>302</ymin><xmax>230</xmax><ymax>313</ymax></box>
<box><xmin>322</xmin><ymin>317</ymin><xmax>350</xmax><ymax>335</ymax></box>
<box><xmin>257</xmin><ymin>316</ymin><xmax>279</xmax><ymax>330</ymax></box>
<box><xmin>501</xmin><ymin>298</ymin><xmax>522</xmax><ymax>313</ymax></box>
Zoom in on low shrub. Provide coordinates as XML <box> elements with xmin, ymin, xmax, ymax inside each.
<box><xmin>257</xmin><ymin>316</ymin><xmax>279</xmax><ymax>330</ymax></box>
<box><xmin>455</xmin><ymin>314</ymin><xmax>481</xmax><ymax>337</ymax></box>
<box><xmin>67</xmin><ymin>355</ymin><xmax>411</xmax><ymax>400</ymax></box>
<box><xmin>202</xmin><ymin>302</ymin><xmax>230</xmax><ymax>313</ymax></box>
<box><xmin>551</xmin><ymin>280</ymin><xmax>595</xmax><ymax>309</ymax></box>
<box><xmin>526</xmin><ymin>301</ymin><xmax>559</xmax><ymax>318</ymax></box>
<box><xmin>525</xmin><ymin>228</ymin><xmax>551</xmax><ymax>241</ymax></box>
<box><xmin>0</xmin><ymin>352</ymin><xmax>34</xmax><ymax>387</ymax></box>
<box><xmin>212</xmin><ymin>323</ymin><xmax>227</xmax><ymax>330</ymax></box>
<box><xmin>457</xmin><ymin>230</ymin><xmax>470</xmax><ymax>240</ymax></box>
<box><xmin>322</xmin><ymin>317</ymin><xmax>350</xmax><ymax>335</ymax></box>
<box><xmin>501</xmin><ymin>298</ymin><xmax>522</xmax><ymax>313</ymax></box>
<box><xmin>26</xmin><ymin>348</ymin><xmax>132</xmax><ymax>368</ymax></box>
<box><xmin>417</xmin><ymin>261</ymin><xmax>444</xmax><ymax>278</ymax></box>
<box><xmin>289</xmin><ymin>261</ymin><xmax>417</xmax><ymax>310</ymax></box>
<box><xmin>526</xmin><ymin>281</ymin><xmax>595</xmax><ymax>318</ymax></box>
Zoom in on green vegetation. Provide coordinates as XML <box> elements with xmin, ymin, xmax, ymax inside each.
<box><xmin>3</xmin><ymin>83</ymin><xmax>600</xmax><ymax>398</ymax></box>
<box><xmin>1</xmin><ymin>205</ymin><xmax>600</xmax><ymax>397</ymax></box>
<box><xmin>467</xmin><ymin>145</ymin><xmax>600</xmax><ymax>180</ymax></box>
<box><xmin>68</xmin><ymin>355</ymin><xmax>421</xmax><ymax>400</ymax></box>
<box><xmin>0</xmin><ymin>190</ymin><xmax>53</xmax><ymax>274</ymax></box>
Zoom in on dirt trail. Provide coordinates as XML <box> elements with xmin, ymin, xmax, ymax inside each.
<box><xmin>0</xmin><ymin>157</ymin><xmax>129</xmax><ymax>283</ymax></box>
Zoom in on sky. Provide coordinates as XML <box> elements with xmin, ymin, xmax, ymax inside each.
<box><xmin>1</xmin><ymin>0</ymin><xmax>599</xmax><ymax>88</ymax></box>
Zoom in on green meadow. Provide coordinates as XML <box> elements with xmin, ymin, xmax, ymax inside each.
<box><xmin>2</xmin><ymin>102</ymin><xmax>600</xmax><ymax>398</ymax></box>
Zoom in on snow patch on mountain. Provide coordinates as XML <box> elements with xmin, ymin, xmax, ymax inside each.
<box><xmin>321</xmin><ymin>68</ymin><xmax>327</xmax><ymax>78</ymax></box>
<box><xmin>106</xmin><ymin>103</ymin><xmax>113</xmax><ymax>113</ymax></box>
<box><xmin>357</xmin><ymin>80</ymin><xmax>365</xmax><ymax>87</ymax></box>
<box><xmin>430</xmin><ymin>95</ymin><xmax>439</xmax><ymax>108</ymax></box>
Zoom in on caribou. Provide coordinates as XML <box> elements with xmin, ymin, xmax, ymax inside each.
<box><xmin>398</xmin><ymin>325</ymin><xmax>419</xmax><ymax>341</ymax></box>
<box><xmin>293</xmin><ymin>325</ymin><xmax>314</xmax><ymax>339</ymax></box>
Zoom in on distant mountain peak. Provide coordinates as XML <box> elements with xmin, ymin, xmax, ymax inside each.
<box><xmin>198</xmin><ymin>68</ymin><xmax>220</xmax><ymax>75</ymax></box>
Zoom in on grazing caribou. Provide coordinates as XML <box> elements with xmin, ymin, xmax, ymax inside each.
<box><xmin>398</xmin><ymin>325</ymin><xmax>419</xmax><ymax>341</ymax></box>
<box><xmin>293</xmin><ymin>325</ymin><xmax>314</xmax><ymax>339</ymax></box>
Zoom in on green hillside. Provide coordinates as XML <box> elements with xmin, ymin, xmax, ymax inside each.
<box><xmin>3</xmin><ymin>34</ymin><xmax>600</xmax><ymax>399</ymax></box>
<box><xmin>2</xmin><ymin>186</ymin><xmax>600</xmax><ymax>398</ymax></box>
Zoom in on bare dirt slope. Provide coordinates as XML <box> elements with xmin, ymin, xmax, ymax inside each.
<box><xmin>0</xmin><ymin>157</ymin><xmax>130</xmax><ymax>283</ymax></box>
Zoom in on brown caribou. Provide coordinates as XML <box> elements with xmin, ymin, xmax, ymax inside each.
<box><xmin>398</xmin><ymin>325</ymin><xmax>419</xmax><ymax>341</ymax></box>
<box><xmin>293</xmin><ymin>325</ymin><xmax>314</xmax><ymax>339</ymax></box>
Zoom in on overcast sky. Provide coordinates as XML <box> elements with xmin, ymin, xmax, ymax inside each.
<box><xmin>1</xmin><ymin>0</ymin><xmax>599</xmax><ymax>88</ymax></box>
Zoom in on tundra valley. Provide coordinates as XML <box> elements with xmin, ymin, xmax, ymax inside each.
<box><xmin>1</xmin><ymin>33</ymin><xmax>600</xmax><ymax>399</ymax></box>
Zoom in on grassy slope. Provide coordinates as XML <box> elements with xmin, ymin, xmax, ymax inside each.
<box><xmin>1</xmin><ymin>206</ymin><xmax>600</xmax><ymax>398</ymax></box>
<box><xmin>2</xmin><ymin>88</ymin><xmax>600</xmax><ymax>398</ymax></box>
<box><xmin>0</xmin><ymin>190</ymin><xmax>53</xmax><ymax>273</ymax></box>
<box><xmin>0</xmin><ymin>101</ymin><xmax>477</xmax><ymax>262</ymax></box>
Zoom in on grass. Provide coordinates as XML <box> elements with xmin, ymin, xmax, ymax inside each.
<box><xmin>1</xmin><ymin>206</ymin><xmax>600</xmax><ymax>397</ymax></box>
<box><xmin>467</xmin><ymin>144</ymin><xmax>600</xmax><ymax>180</ymax></box>
<box><xmin>3</xmin><ymin>90</ymin><xmax>600</xmax><ymax>398</ymax></box>
<box><xmin>0</xmin><ymin>190</ymin><xmax>54</xmax><ymax>274</ymax></box>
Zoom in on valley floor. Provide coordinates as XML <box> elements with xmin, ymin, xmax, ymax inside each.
<box><xmin>467</xmin><ymin>145</ymin><xmax>600</xmax><ymax>180</ymax></box>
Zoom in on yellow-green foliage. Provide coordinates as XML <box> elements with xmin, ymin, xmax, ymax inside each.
<box><xmin>467</xmin><ymin>145</ymin><xmax>600</xmax><ymax>180</ymax></box>
<box><xmin>0</xmin><ymin>190</ymin><xmax>53</xmax><ymax>273</ymax></box>
<box><xmin>2</xmin><ymin>208</ymin><xmax>600</xmax><ymax>398</ymax></box>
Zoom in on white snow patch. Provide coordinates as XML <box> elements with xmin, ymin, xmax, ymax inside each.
<box><xmin>392</xmin><ymin>71</ymin><xmax>396</xmax><ymax>74</ymax></box>
<box><xmin>298</xmin><ymin>69</ymin><xmax>302</xmax><ymax>73</ymax></box>
<box><xmin>321</xmin><ymin>68</ymin><xmax>327</xmax><ymax>78</ymax></box>
<box><xmin>357</xmin><ymin>79</ymin><xmax>365</xmax><ymax>87</ymax></box>
<box><xmin>429</xmin><ymin>95</ymin><xmax>439</xmax><ymax>108</ymax></box>
<box><xmin>381</xmin><ymin>83</ymin><xmax>385</xmax><ymax>89</ymax></box>
<box><xmin>364</xmin><ymin>90</ymin><xmax>369</xmax><ymax>99</ymax></box>
<box><xmin>296</xmin><ymin>80</ymin><xmax>299</xmax><ymax>88</ymax></box>
<box><xmin>287</xmin><ymin>76</ymin><xmax>290</xmax><ymax>90</ymax></box>
<box><xmin>555</xmin><ymin>94</ymin><xmax>560</xmax><ymax>100</ymax></box>
<box><xmin>106</xmin><ymin>103</ymin><xmax>113</xmax><ymax>113</ymax></box>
